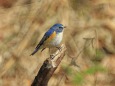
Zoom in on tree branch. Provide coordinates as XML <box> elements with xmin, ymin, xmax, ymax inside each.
<box><xmin>31</xmin><ymin>44</ymin><xmax>66</xmax><ymax>86</ymax></box>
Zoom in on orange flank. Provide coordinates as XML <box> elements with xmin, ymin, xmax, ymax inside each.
<box><xmin>46</xmin><ymin>31</ymin><xmax>56</xmax><ymax>42</ymax></box>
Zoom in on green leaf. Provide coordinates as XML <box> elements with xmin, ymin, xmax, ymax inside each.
<box><xmin>73</xmin><ymin>73</ymin><xmax>84</xmax><ymax>85</ymax></box>
<box><xmin>85</xmin><ymin>65</ymin><xmax>106</xmax><ymax>74</ymax></box>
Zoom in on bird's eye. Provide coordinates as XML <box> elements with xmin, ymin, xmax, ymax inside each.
<box><xmin>59</xmin><ymin>27</ymin><xmax>63</xmax><ymax>28</ymax></box>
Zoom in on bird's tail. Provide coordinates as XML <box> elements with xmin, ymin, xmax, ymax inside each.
<box><xmin>30</xmin><ymin>49</ymin><xmax>38</xmax><ymax>55</ymax></box>
<box><xmin>30</xmin><ymin>45</ymin><xmax>41</xmax><ymax>55</ymax></box>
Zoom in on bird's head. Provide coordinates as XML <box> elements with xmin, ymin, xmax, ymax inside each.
<box><xmin>52</xmin><ymin>23</ymin><xmax>66</xmax><ymax>33</ymax></box>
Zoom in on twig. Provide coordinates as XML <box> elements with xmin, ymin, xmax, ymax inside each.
<box><xmin>31</xmin><ymin>44</ymin><xmax>66</xmax><ymax>86</ymax></box>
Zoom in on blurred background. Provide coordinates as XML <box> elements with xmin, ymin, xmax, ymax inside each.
<box><xmin>0</xmin><ymin>0</ymin><xmax>115</xmax><ymax>86</ymax></box>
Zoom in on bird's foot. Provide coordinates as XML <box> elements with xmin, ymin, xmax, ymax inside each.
<box><xmin>56</xmin><ymin>46</ymin><xmax>62</xmax><ymax>52</ymax></box>
<box><xmin>50</xmin><ymin>54</ymin><xmax>55</xmax><ymax>59</ymax></box>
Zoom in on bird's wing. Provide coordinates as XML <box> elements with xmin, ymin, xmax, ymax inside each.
<box><xmin>35</xmin><ymin>35</ymin><xmax>48</xmax><ymax>49</ymax></box>
<box><xmin>36</xmin><ymin>30</ymin><xmax>56</xmax><ymax>49</ymax></box>
<box><xmin>31</xmin><ymin>29</ymin><xmax>56</xmax><ymax>55</ymax></box>
<box><xmin>30</xmin><ymin>35</ymin><xmax>48</xmax><ymax>55</ymax></box>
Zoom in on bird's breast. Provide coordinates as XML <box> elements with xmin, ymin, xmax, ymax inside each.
<box><xmin>44</xmin><ymin>31</ymin><xmax>63</xmax><ymax>47</ymax></box>
<box><xmin>50</xmin><ymin>32</ymin><xmax>63</xmax><ymax>46</ymax></box>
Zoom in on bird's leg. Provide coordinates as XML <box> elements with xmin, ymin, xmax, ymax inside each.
<box><xmin>50</xmin><ymin>54</ymin><xmax>57</xmax><ymax>68</ymax></box>
<box><xmin>49</xmin><ymin>48</ymin><xmax>54</xmax><ymax>59</ymax></box>
<box><xmin>49</xmin><ymin>48</ymin><xmax>51</xmax><ymax>53</ymax></box>
<box><xmin>41</xmin><ymin>47</ymin><xmax>46</xmax><ymax>52</ymax></box>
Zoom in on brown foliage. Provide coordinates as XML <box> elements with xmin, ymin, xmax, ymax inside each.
<box><xmin>0</xmin><ymin>0</ymin><xmax>115</xmax><ymax>86</ymax></box>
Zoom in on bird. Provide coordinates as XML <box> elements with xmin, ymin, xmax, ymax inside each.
<box><xmin>31</xmin><ymin>23</ymin><xmax>66</xmax><ymax>55</ymax></box>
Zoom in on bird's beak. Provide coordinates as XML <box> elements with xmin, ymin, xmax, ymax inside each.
<box><xmin>63</xmin><ymin>26</ymin><xmax>66</xmax><ymax>28</ymax></box>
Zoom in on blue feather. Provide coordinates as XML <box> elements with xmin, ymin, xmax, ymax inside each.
<box><xmin>45</xmin><ymin>28</ymin><xmax>55</xmax><ymax>36</ymax></box>
<box><xmin>31</xmin><ymin>23</ymin><xmax>64</xmax><ymax>55</ymax></box>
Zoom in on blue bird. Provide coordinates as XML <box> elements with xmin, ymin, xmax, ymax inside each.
<box><xmin>31</xmin><ymin>23</ymin><xmax>66</xmax><ymax>55</ymax></box>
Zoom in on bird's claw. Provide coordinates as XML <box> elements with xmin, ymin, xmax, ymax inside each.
<box><xmin>56</xmin><ymin>46</ymin><xmax>62</xmax><ymax>52</ymax></box>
